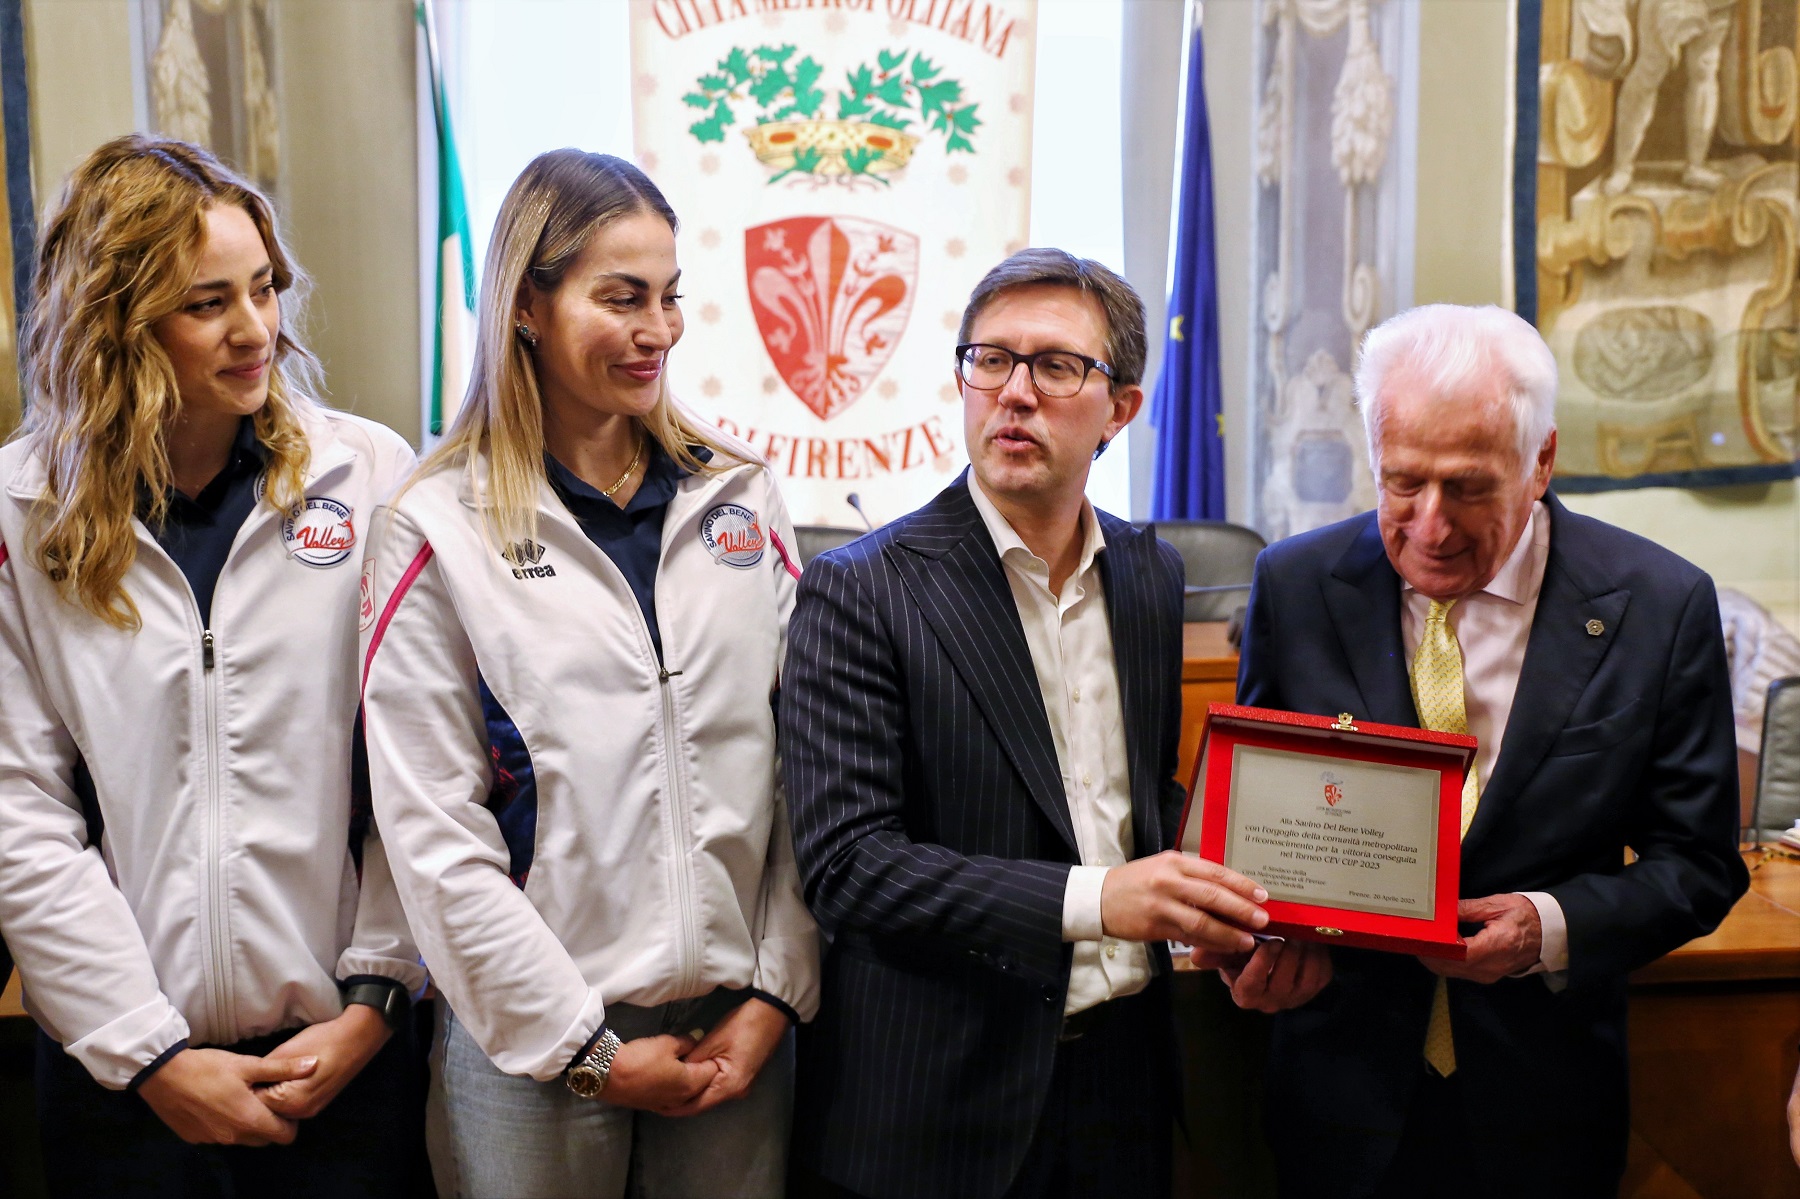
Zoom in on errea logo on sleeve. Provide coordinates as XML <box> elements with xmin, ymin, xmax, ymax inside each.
<box><xmin>358</xmin><ymin>559</ymin><xmax>377</xmax><ymax>631</ymax></box>
<box><xmin>501</xmin><ymin>540</ymin><xmax>556</xmax><ymax>580</ymax></box>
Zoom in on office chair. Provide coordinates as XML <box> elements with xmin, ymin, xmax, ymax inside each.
<box><xmin>793</xmin><ymin>525</ymin><xmax>865</xmax><ymax>567</ymax></box>
<box><xmin>1153</xmin><ymin>519</ymin><xmax>1268</xmax><ymax>623</ymax></box>
<box><xmin>1753</xmin><ymin>675</ymin><xmax>1800</xmax><ymax>839</ymax></box>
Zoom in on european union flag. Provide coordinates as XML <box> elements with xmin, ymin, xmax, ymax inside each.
<box><xmin>1149</xmin><ymin>22</ymin><xmax>1225</xmax><ymax>521</ymax></box>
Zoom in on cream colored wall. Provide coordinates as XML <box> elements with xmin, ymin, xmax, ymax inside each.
<box><xmin>20</xmin><ymin>0</ymin><xmax>421</xmax><ymax>445</ymax></box>
<box><xmin>18</xmin><ymin>0</ymin><xmax>135</xmax><ymax>443</ymax></box>
<box><xmin>1407</xmin><ymin>0</ymin><xmax>1799</xmax><ymax>634</ymax></box>
<box><xmin>277</xmin><ymin>0</ymin><xmax>420</xmax><ymax>443</ymax></box>
<box><xmin>25</xmin><ymin>0</ymin><xmax>136</xmax><ymax>211</ymax></box>
<box><xmin>1411</xmin><ymin>0</ymin><xmax>1509</xmax><ymax>309</ymax></box>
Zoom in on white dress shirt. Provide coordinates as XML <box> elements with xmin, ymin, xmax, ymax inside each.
<box><xmin>968</xmin><ymin>477</ymin><xmax>1150</xmax><ymax>1016</ymax></box>
<box><xmin>1400</xmin><ymin>500</ymin><xmax>1568</xmax><ymax>975</ymax></box>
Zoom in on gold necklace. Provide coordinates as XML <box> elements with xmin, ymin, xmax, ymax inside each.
<box><xmin>600</xmin><ymin>433</ymin><xmax>645</xmax><ymax>498</ymax></box>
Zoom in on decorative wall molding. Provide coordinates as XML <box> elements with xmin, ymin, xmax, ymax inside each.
<box><xmin>140</xmin><ymin>0</ymin><xmax>281</xmax><ymax>192</ymax></box>
<box><xmin>1249</xmin><ymin>0</ymin><xmax>1417</xmax><ymax>540</ymax></box>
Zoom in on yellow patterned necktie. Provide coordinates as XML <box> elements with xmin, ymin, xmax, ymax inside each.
<box><xmin>1411</xmin><ymin>598</ymin><xmax>1480</xmax><ymax>1077</ymax></box>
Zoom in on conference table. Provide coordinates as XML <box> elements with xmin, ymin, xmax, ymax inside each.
<box><xmin>0</xmin><ymin>624</ymin><xmax>1796</xmax><ymax>1199</ymax></box>
<box><xmin>1625</xmin><ymin>848</ymin><xmax>1800</xmax><ymax>1199</ymax></box>
<box><xmin>1177</xmin><ymin>619</ymin><xmax>1240</xmax><ymax>791</ymax></box>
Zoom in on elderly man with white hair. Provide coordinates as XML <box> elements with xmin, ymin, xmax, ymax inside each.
<box><xmin>1224</xmin><ymin>304</ymin><xmax>1747</xmax><ymax>1197</ymax></box>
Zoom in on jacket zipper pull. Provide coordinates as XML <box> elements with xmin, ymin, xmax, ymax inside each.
<box><xmin>202</xmin><ymin>630</ymin><xmax>215</xmax><ymax>670</ymax></box>
<box><xmin>658</xmin><ymin>667</ymin><xmax>683</xmax><ymax>683</ymax></box>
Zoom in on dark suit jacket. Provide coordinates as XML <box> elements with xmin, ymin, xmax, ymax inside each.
<box><xmin>781</xmin><ymin>476</ymin><xmax>1187</xmax><ymax>1199</ymax></box>
<box><xmin>1237</xmin><ymin>493</ymin><xmax>1748</xmax><ymax>1196</ymax></box>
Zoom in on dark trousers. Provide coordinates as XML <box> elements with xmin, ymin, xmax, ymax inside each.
<box><xmin>1366</xmin><ymin>1069</ymin><xmax>1466</xmax><ymax>1199</ymax></box>
<box><xmin>1280</xmin><ymin>1068</ymin><xmax>1623</xmax><ymax>1199</ymax></box>
<box><xmin>796</xmin><ymin>980</ymin><xmax>1175</xmax><ymax>1199</ymax></box>
<box><xmin>1003</xmin><ymin>982</ymin><xmax>1174</xmax><ymax>1199</ymax></box>
<box><xmin>36</xmin><ymin>1017</ymin><xmax>430</xmax><ymax>1199</ymax></box>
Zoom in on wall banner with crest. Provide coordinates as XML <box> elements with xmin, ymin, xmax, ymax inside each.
<box><xmin>630</xmin><ymin>0</ymin><xmax>1036</xmax><ymax>526</ymax></box>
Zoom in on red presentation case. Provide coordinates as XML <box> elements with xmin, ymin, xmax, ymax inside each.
<box><xmin>1176</xmin><ymin>704</ymin><xmax>1473</xmax><ymax>960</ymax></box>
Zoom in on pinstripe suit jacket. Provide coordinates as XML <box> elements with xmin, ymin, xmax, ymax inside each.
<box><xmin>782</xmin><ymin>475</ymin><xmax>1186</xmax><ymax>1199</ymax></box>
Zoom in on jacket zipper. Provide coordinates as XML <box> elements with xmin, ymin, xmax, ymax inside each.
<box><xmin>657</xmin><ymin>663</ymin><xmax>700</xmax><ymax>998</ymax></box>
<box><xmin>539</xmin><ymin>468</ymin><xmax>744</xmax><ymax>1002</ymax></box>
<box><xmin>191</xmin><ymin>450</ymin><xmax>351</xmax><ymax>1042</ymax></box>
<box><xmin>132</xmin><ymin>533</ymin><xmax>238</xmax><ymax>1048</ymax></box>
<box><xmin>117</xmin><ymin>445</ymin><xmax>355</xmax><ymax>1047</ymax></box>
<box><xmin>198</xmin><ymin>627</ymin><xmax>235</xmax><ymax>1042</ymax></box>
<box><xmin>645</xmin><ymin>470</ymin><xmax>746</xmax><ymax>1001</ymax></box>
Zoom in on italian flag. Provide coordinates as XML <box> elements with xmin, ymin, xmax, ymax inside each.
<box><xmin>418</xmin><ymin>0</ymin><xmax>475</xmax><ymax>438</ymax></box>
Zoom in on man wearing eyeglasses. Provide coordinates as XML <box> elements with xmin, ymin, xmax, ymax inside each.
<box><xmin>780</xmin><ymin>249</ymin><xmax>1320</xmax><ymax>1199</ymax></box>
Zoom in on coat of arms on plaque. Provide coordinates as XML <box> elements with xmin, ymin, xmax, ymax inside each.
<box><xmin>745</xmin><ymin>217</ymin><xmax>919</xmax><ymax>421</ymax></box>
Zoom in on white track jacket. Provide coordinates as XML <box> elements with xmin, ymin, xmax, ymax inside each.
<box><xmin>0</xmin><ymin>409</ymin><xmax>426</xmax><ymax>1089</ymax></box>
<box><xmin>361</xmin><ymin>444</ymin><xmax>820</xmax><ymax>1082</ymax></box>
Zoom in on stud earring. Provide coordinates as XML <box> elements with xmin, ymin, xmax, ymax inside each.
<box><xmin>515</xmin><ymin>323</ymin><xmax>538</xmax><ymax>349</ymax></box>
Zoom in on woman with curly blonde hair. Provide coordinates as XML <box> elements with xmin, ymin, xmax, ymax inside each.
<box><xmin>0</xmin><ymin>134</ymin><xmax>426</xmax><ymax>1196</ymax></box>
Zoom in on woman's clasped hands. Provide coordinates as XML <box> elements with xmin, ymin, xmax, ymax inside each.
<box><xmin>602</xmin><ymin>997</ymin><xmax>790</xmax><ymax>1117</ymax></box>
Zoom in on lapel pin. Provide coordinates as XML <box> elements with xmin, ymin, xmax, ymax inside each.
<box><xmin>1585</xmin><ymin>619</ymin><xmax>1605</xmax><ymax>636</ymax></box>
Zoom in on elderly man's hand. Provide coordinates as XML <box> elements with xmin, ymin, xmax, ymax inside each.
<box><xmin>1424</xmin><ymin>894</ymin><xmax>1542</xmax><ymax>983</ymax></box>
<box><xmin>1194</xmin><ymin>939</ymin><xmax>1333</xmax><ymax>1012</ymax></box>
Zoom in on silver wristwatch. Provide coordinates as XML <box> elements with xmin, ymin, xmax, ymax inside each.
<box><xmin>565</xmin><ymin>1027</ymin><xmax>623</xmax><ymax>1099</ymax></box>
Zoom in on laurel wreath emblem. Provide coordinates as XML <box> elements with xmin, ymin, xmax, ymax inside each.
<box><xmin>683</xmin><ymin>45</ymin><xmax>982</xmax><ymax>184</ymax></box>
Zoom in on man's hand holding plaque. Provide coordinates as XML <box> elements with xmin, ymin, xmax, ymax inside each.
<box><xmin>1425</xmin><ymin>894</ymin><xmax>1544</xmax><ymax>982</ymax></box>
<box><xmin>1195</xmin><ymin>940</ymin><xmax>1335</xmax><ymax>1013</ymax></box>
<box><xmin>1100</xmin><ymin>851</ymin><xmax>1272</xmax><ymax>954</ymax></box>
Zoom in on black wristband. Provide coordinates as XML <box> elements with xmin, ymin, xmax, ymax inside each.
<box><xmin>340</xmin><ymin>975</ymin><xmax>409</xmax><ymax>1034</ymax></box>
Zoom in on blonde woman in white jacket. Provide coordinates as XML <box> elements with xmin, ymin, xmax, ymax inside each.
<box><xmin>361</xmin><ymin>149</ymin><xmax>819</xmax><ymax>1199</ymax></box>
<box><xmin>0</xmin><ymin>137</ymin><xmax>426</xmax><ymax>1196</ymax></box>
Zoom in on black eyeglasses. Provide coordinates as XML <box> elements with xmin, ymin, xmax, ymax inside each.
<box><xmin>954</xmin><ymin>343</ymin><xmax>1115</xmax><ymax>398</ymax></box>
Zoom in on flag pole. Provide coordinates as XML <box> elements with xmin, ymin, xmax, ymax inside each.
<box><xmin>418</xmin><ymin>0</ymin><xmax>448</xmax><ymax>139</ymax></box>
<box><xmin>415</xmin><ymin>0</ymin><xmax>475</xmax><ymax>439</ymax></box>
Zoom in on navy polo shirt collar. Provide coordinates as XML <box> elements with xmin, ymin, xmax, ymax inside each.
<box><xmin>142</xmin><ymin>416</ymin><xmax>268</xmax><ymax>627</ymax></box>
<box><xmin>544</xmin><ymin>436</ymin><xmax>683</xmax><ymax>521</ymax></box>
<box><xmin>152</xmin><ymin>416</ymin><xmax>266</xmax><ymax>514</ymax></box>
<box><xmin>544</xmin><ymin>437</ymin><xmax>700</xmax><ymax>662</ymax></box>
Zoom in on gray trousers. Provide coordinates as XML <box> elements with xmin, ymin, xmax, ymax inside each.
<box><xmin>428</xmin><ymin>993</ymin><xmax>792</xmax><ymax>1199</ymax></box>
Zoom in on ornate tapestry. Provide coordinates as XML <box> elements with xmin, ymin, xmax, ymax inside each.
<box><xmin>1518</xmin><ymin>0</ymin><xmax>1800</xmax><ymax>490</ymax></box>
